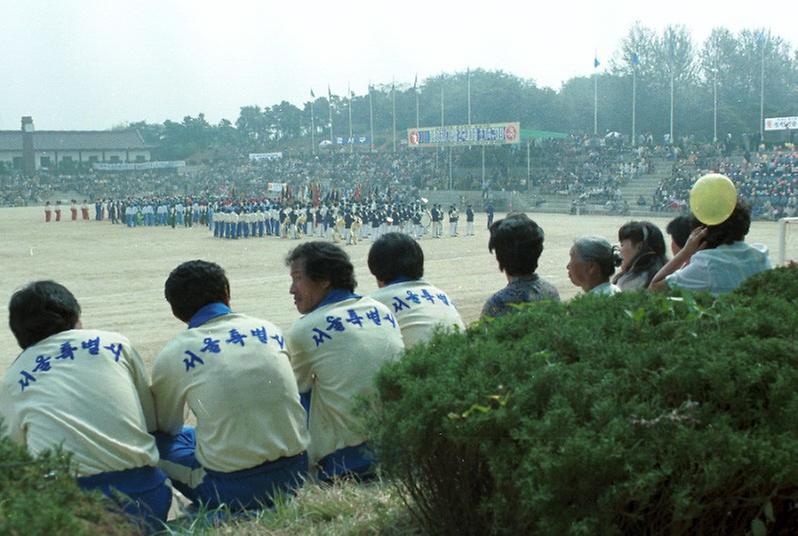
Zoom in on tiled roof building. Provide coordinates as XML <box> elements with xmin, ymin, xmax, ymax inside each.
<box><xmin>0</xmin><ymin>117</ymin><xmax>153</xmax><ymax>174</ymax></box>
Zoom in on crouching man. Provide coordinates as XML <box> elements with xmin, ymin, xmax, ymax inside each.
<box><xmin>0</xmin><ymin>281</ymin><xmax>171</xmax><ymax>530</ymax></box>
<box><xmin>286</xmin><ymin>242</ymin><xmax>404</xmax><ymax>481</ymax></box>
<box><xmin>151</xmin><ymin>260</ymin><xmax>309</xmax><ymax>510</ymax></box>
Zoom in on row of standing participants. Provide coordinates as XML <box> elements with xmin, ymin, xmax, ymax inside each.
<box><xmin>43</xmin><ymin>197</ymin><xmax>484</xmax><ymax>242</ymax></box>
<box><xmin>1</xmin><ymin>201</ymin><xmax>773</xmax><ymax>531</ymax></box>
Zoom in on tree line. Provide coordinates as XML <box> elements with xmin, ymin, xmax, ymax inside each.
<box><xmin>120</xmin><ymin>24</ymin><xmax>798</xmax><ymax>160</ymax></box>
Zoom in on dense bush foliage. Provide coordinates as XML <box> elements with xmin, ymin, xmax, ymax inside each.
<box><xmin>371</xmin><ymin>267</ymin><xmax>798</xmax><ymax>535</ymax></box>
<box><xmin>0</xmin><ymin>427</ymin><xmax>137</xmax><ymax>535</ymax></box>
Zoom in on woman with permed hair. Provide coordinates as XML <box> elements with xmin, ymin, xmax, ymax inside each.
<box><xmin>649</xmin><ymin>199</ymin><xmax>772</xmax><ymax>295</ymax></box>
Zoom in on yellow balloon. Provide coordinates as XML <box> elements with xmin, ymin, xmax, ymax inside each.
<box><xmin>690</xmin><ymin>174</ymin><xmax>737</xmax><ymax>225</ymax></box>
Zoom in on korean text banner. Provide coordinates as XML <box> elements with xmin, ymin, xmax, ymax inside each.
<box><xmin>407</xmin><ymin>122</ymin><xmax>520</xmax><ymax>147</ymax></box>
<box><xmin>764</xmin><ymin>116</ymin><xmax>798</xmax><ymax>131</ymax></box>
<box><xmin>93</xmin><ymin>161</ymin><xmax>185</xmax><ymax>171</ymax></box>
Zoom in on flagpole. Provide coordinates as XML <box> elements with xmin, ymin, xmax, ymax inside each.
<box><xmin>467</xmin><ymin>67</ymin><xmax>472</xmax><ymax>151</ymax></box>
<box><xmin>440</xmin><ymin>82</ymin><xmax>445</xmax><ymax>181</ymax></box>
<box><xmin>669</xmin><ymin>72</ymin><xmax>674</xmax><ymax>144</ymax></box>
<box><xmin>713</xmin><ymin>73</ymin><xmax>718</xmax><ymax>143</ymax></box>
<box><xmin>369</xmin><ymin>85</ymin><xmax>374</xmax><ymax>152</ymax></box>
<box><xmin>593</xmin><ymin>72</ymin><xmax>598</xmax><ymax>136</ymax></box>
<box><xmin>392</xmin><ymin>81</ymin><xmax>397</xmax><ymax>153</ymax></box>
<box><xmin>760</xmin><ymin>34</ymin><xmax>765</xmax><ymax>143</ymax></box>
<box><xmin>467</xmin><ymin>68</ymin><xmax>472</xmax><ymax>127</ymax></box>
<box><xmin>348</xmin><ymin>84</ymin><xmax>353</xmax><ymax>154</ymax></box>
<box><xmin>593</xmin><ymin>53</ymin><xmax>598</xmax><ymax>136</ymax></box>
<box><xmin>481</xmin><ymin>145</ymin><xmax>485</xmax><ymax>189</ymax></box>
<box><xmin>449</xmin><ymin>146</ymin><xmax>453</xmax><ymax>189</ymax></box>
<box><xmin>415</xmin><ymin>88</ymin><xmax>420</xmax><ymax>130</ymax></box>
<box><xmin>310</xmin><ymin>93</ymin><xmax>316</xmax><ymax>155</ymax></box>
<box><xmin>526</xmin><ymin>140</ymin><xmax>531</xmax><ymax>192</ymax></box>
<box><xmin>632</xmin><ymin>65</ymin><xmax>637</xmax><ymax>147</ymax></box>
<box><xmin>328</xmin><ymin>86</ymin><xmax>334</xmax><ymax>147</ymax></box>
<box><xmin>440</xmin><ymin>83</ymin><xmax>444</xmax><ymax>129</ymax></box>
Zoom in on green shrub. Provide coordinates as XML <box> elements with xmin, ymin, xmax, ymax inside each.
<box><xmin>0</xmin><ymin>426</ymin><xmax>137</xmax><ymax>535</ymax></box>
<box><xmin>370</xmin><ymin>267</ymin><xmax>798</xmax><ymax>535</ymax></box>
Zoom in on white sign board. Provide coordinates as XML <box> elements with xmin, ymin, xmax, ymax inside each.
<box><xmin>249</xmin><ymin>152</ymin><xmax>283</xmax><ymax>162</ymax></box>
<box><xmin>93</xmin><ymin>161</ymin><xmax>185</xmax><ymax>171</ymax></box>
<box><xmin>764</xmin><ymin>116</ymin><xmax>798</xmax><ymax>131</ymax></box>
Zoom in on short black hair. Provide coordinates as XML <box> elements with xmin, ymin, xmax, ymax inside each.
<box><xmin>285</xmin><ymin>241</ymin><xmax>357</xmax><ymax>291</ymax></box>
<box><xmin>488</xmin><ymin>213</ymin><xmax>544</xmax><ymax>276</ymax></box>
<box><xmin>666</xmin><ymin>215</ymin><xmax>692</xmax><ymax>248</ymax></box>
<box><xmin>368</xmin><ymin>232</ymin><xmax>424</xmax><ymax>283</ymax></box>
<box><xmin>164</xmin><ymin>260</ymin><xmax>230</xmax><ymax>322</ymax></box>
<box><xmin>694</xmin><ymin>199</ymin><xmax>751</xmax><ymax>249</ymax></box>
<box><xmin>9</xmin><ymin>281</ymin><xmax>81</xmax><ymax>349</ymax></box>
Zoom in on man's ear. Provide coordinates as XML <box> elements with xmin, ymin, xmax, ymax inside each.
<box><xmin>223</xmin><ymin>285</ymin><xmax>231</xmax><ymax>307</ymax></box>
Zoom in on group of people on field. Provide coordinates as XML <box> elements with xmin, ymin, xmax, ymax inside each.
<box><xmin>42</xmin><ymin>199</ymin><xmax>91</xmax><ymax>222</ymax></box>
<box><xmin>42</xmin><ymin>192</ymin><xmax>482</xmax><ymax>245</ymax></box>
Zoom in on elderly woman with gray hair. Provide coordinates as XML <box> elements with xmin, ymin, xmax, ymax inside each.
<box><xmin>567</xmin><ymin>236</ymin><xmax>623</xmax><ymax>295</ymax></box>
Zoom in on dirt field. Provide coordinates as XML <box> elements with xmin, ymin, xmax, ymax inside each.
<box><xmin>0</xmin><ymin>206</ymin><xmax>785</xmax><ymax>373</ymax></box>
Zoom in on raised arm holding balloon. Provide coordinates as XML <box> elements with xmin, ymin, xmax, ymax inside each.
<box><xmin>649</xmin><ymin>174</ymin><xmax>772</xmax><ymax>295</ymax></box>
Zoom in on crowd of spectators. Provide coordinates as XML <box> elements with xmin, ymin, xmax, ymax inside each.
<box><xmin>7</xmin><ymin>136</ymin><xmax>794</xmax><ymax>220</ymax></box>
<box><xmin>652</xmin><ymin>144</ymin><xmax>798</xmax><ymax>219</ymax></box>
<box><xmin>530</xmin><ymin>135</ymin><xmax>652</xmax><ymax>202</ymax></box>
<box><xmin>0</xmin><ymin>150</ymin><xmax>443</xmax><ymax>207</ymax></box>
<box><xmin>0</xmin><ymin>135</ymin><xmax>655</xmax><ymax>209</ymax></box>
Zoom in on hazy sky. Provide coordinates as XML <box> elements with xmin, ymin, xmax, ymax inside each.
<box><xmin>1</xmin><ymin>0</ymin><xmax>795</xmax><ymax>131</ymax></box>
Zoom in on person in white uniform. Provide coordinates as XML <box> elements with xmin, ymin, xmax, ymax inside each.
<box><xmin>151</xmin><ymin>260</ymin><xmax>309</xmax><ymax>510</ymax></box>
<box><xmin>0</xmin><ymin>281</ymin><xmax>170</xmax><ymax>530</ymax></box>
<box><xmin>285</xmin><ymin>242</ymin><xmax>404</xmax><ymax>481</ymax></box>
<box><xmin>368</xmin><ymin>232</ymin><xmax>466</xmax><ymax>348</ymax></box>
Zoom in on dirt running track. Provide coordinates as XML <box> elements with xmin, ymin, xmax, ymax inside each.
<box><xmin>0</xmin><ymin>206</ymin><xmax>783</xmax><ymax>373</ymax></box>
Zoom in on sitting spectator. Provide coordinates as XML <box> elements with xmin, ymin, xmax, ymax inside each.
<box><xmin>0</xmin><ymin>281</ymin><xmax>171</xmax><ymax>530</ymax></box>
<box><xmin>481</xmin><ymin>213</ymin><xmax>559</xmax><ymax>318</ymax></box>
<box><xmin>368</xmin><ymin>232</ymin><xmax>465</xmax><ymax>347</ymax></box>
<box><xmin>285</xmin><ymin>242</ymin><xmax>404</xmax><ymax>481</ymax></box>
<box><xmin>612</xmin><ymin>221</ymin><xmax>668</xmax><ymax>291</ymax></box>
<box><xmin>650</xmin><ymin>199</ymin><xmax>772</xmax><ymax>295</ymax></box>
<box><xmin>567</xmin><ymin>236</ymin><xmax>623</xmax><ymax>295</ymax></box>
<box><xmin>151</xmin><ymin>260</ymin><xmax>309</xmax><ymax>510</ymax></box>
<box><xmin>666</xmin><ymin>215</ymin><xmax>692</xmax><ymax>254</ymax></box>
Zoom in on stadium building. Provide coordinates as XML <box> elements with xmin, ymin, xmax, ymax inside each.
<box><xmin>0</xmin><ymin>117</ymin><xmax>152</xmax><ymax>175</ymax></box>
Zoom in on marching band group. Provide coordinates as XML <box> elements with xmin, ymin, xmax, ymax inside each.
<box><xmin>54</xmin><ymin>196</ymin><xmax>479</xmax><ymax>243</ymax></box>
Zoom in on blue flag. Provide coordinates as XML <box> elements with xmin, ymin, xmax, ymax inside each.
<box><xmin>631</xmin><ymin>52</ymin><xmax>639</xmax><ymax>66</ymax></box>
<box><xmin>594</xmin><ymin>56</ymin><xmax>600</xmax><ymax>68</ymax></box>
